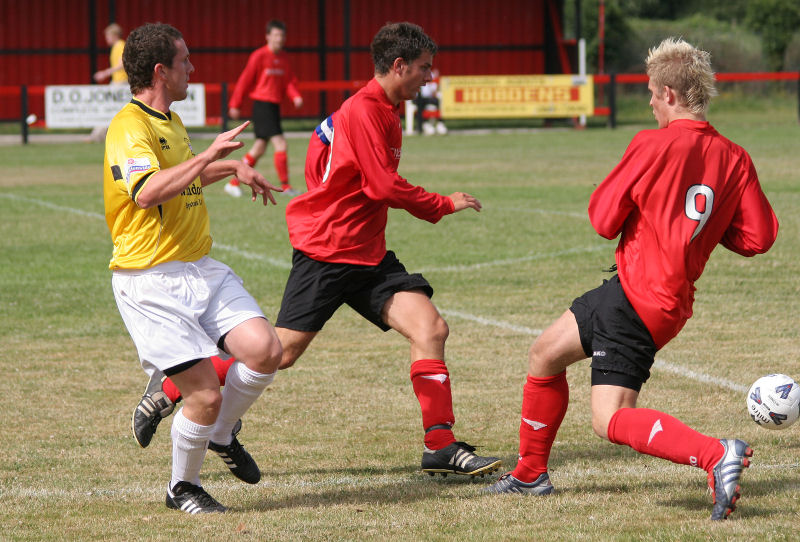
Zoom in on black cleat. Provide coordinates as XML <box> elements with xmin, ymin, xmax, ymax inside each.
<box><xmin>208</xmin><ymin>427</ymin><xmax>260</xmax><ymax>484</ymax></box>
<box><xmin>421</xmin><ymin>441</ymin><xmax>502</xmax><ymax>478</ymax></box>
<box><xmin>132</xmin><ymin>373</ymin><xmax>175</xmax><ymax>448</ymax></box>
<box><xmin>166</xmin><ymin>481</ymin><xmax>226</xmax><ymax>514</ymax></box>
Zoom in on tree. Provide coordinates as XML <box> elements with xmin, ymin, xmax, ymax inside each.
<box><xmin>580</xmin><ymin>0</ymin><xmax>638</xmax><ymax>73</ymax></box>
<box><xmin>618</xmin><ymin>0</ymin><xmax>749</xmax><ymax>22</ymax></box>
<box><xmin>745</xmin><ymin>0</ymin><xmax>800</xmax><ymax>71</ymax></box>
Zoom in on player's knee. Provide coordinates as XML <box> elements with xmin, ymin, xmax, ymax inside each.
<box><xmin>528</xmin><ymin>343</ymin><xmax>547</xmax><ymax>375</ymax></box>
<box><xmin>254</xmin><ymin>339</ymin><xmax>282</xmax><ymax>374</ymax></box>
<box><xmin>412</xmin><ymin>316</ymin><xmax>449</xmax><ymax>348</ymax></box>
<box><xmin>432</xmin><ymin>316</ymin><xmax>449</xmax><ymax>343</ymax></box>
<box><xmin>191</xmin><ymin>387</ymin><xmax>223</xmax><ymax>417</ymax></box>
<box><xmin>591</xmin><ymin>411</ymin><xmax>612</xmax><ymax>441</ymax></box>
<box><xmin>278</xmin><ymin>349</ymin><xmax>299</xmax><ymax>370</ymax></box>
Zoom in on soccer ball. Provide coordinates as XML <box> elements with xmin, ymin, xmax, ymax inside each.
<box><xmin>746</xmin><ymin>374</ymin><xmax>800</xmax><ymax>430</ymax></box>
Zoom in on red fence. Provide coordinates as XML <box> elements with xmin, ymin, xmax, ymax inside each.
<box><xmin>1</xmin><ymin>0</ymin><xmax>569</xmax><ymax>121</ymax></box>
<box><xmin>4</xmin><ymin>71</ymin><xmax>799</xmax><ymax>143</ymax></box>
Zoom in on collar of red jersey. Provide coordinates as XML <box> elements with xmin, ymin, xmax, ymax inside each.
<box><xmin>367</xmin><ymin>78</ymin><xmax>399</xmax><ymax>110</ymax></box>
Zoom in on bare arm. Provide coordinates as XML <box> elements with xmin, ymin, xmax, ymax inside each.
<box><xmin>200</xmin><ymin>160</ymin><xmax>281</xmax><ymax>206</ymax></box>
<box><xmin>136</xmin><ymin>122</ymin><xmax>249</xmax><ymax>208</ymax></box>
<box><xmin>93</xmin><ymin>61</ymin><xmax>123</xmax><ymax>82</ymax></box>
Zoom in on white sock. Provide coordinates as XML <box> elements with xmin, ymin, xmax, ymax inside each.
<box><xmin>170</xmin><ymin>408</ymin><xmax>213</xmax><ymax>488</ymax></box>
<box><xmin>209</xmin><ymin>362</ymin><xmax>275</xmax><ymax>445</ymax></box>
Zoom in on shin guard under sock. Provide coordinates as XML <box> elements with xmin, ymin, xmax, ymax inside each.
<box><xmin>513</xmin><ymin>372</ymin><xmax>569</xmax><ymax>482</ymax></box>
<box><xmin>410</xmin><ymin>359</ymin><xmax>456</xmax><ymax>449</ymax></box>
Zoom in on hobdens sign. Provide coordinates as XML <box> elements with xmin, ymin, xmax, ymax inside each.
<box><xmin>440</xmin><ymin>75</ymin><xmax>594</xmax><ymax>118</ymax></box>
<box><xmin>44</xmin><ymin>84</ymin><xmax>206</xmax><ymax>127</ymax></box>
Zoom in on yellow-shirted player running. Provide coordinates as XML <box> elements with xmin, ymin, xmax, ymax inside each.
<box><xmin>103</xmin><ymin>22</ymin><xmax>283</xmax><ymax>515</ymax></box>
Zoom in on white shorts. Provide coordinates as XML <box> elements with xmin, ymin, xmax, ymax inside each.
<box><xmin>112</xmin><ymin>256</ymin><xmax>265</xmax><ymax>376</ymax></box>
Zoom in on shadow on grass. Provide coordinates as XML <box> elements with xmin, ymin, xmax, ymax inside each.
<box><xmin>215</xmin><ymin>464</ymin><xmax>501</xmax><ymax>511</ymax></box>
<box><xmin>657</xmin><ymin>477</ymin><xmax>790</xmax><ymax>519</ymax></box>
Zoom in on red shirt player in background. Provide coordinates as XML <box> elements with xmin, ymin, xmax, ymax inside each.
<box><xmin>483</xmin><ymin>38</ymin><xmax>778</xmax><ymax>521</ymax></box>
<box><xmin>225</xmin><ymin>19</ymin><xmax>303</xmax><ymax>198</ymax></box>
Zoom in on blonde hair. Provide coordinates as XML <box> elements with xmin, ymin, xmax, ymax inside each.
<box><xmin>104</xmin><ymin>23</ymin><xmax>123</xmax><ymax>38</ymax></box>
<box><xmin>646</xmin><ymin>37</ymin><xmax>717</xmax><ymax>115</ymax></box>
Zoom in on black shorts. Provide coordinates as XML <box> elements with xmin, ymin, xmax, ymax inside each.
<box><xmin>252</xmin><ymin>100</ymin><xmax>283</xmax><ymax>140</ymax></box>
<box><xmin>275</xmin><ymin>249</ymin><xmax>434</xmax><ymax>332</ymax></box>
<box><xmin>570</xmin><ymin>274</ymin><xmax>657</xmax><ymax>390</ymax></box>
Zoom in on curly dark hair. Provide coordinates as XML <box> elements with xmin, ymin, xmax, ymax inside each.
<box><xmin>123</xmin><ymin>23</ymin><xmax>183</xmax><ymax>95</ymax></box>
<box><xmin>370</xmin><ymin>22</ymin><xmax>437</xmax><ymax>76</ymax></box>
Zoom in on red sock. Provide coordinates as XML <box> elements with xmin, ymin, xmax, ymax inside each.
<box><xmin>512</xmin><ymin>372</ymin><xmax>569</xmax><ymax>482</ymax></box>
<box><xmin>162</xmin><ymin>375</ymin><xmax>181</xmax><ymax>403</ymax></box>
<box><xmin>607</xmin><ymin>408</ymin><xmax>724</xmax><ymax>471</ymax></box>
<box><xmin>210</xmin><ymin>355</ymin><xmax>235</xmax><ymax>385</ymax></box>
<box><xmin>160</xmin><ymin>355</ymin><xmax>236</xmax><ymax>403</ymax></box>
<box><xmin>410</xmin><ymin>359</ymin><xmax>456</xmax><ymax>450</ymax></box>
<box><xmin>274</xmin><ymin>150</ymin><xmax>289</xmax><ymax>186</ymax></box>
<box><xmin>243</xmin><ymin>153</ymin><xmax>257</xmax><ymax>167</ymax></box>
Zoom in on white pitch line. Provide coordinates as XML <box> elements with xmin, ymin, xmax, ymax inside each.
<box><xmin>441</xmin><ymin>310</ymin><xmax>747</xmax><ymax>394</ymax></box>
<box><xmin>654</xmin><ymin>360</ymin><xmax>748</xmax><ymax>393</ymax></box>
<box><xmin>213</xmin><ymin>243</ymin><xmax>292</xmax><ymax>269</ymax></box>
<box><xmin>441</xmin><ymin>309</ymin><xmax>544</xmax><ymax>336</ymax></box>
<box><xmin>2</xmin><ymin>193</ymin><xmax>746</xmax><ymax>393</ymax></box>
<box><xmin>418</xmin><ymin>244</ymin><xmax>609</xmax><ymax>273</ymax></box>
<box><xmin>2</xmin><ymin>193</ymin><xmax>608</xmax><ymax>274</ymax></box>
<box><xmin>0</xmin><ymin>193</ymin><xmax>105</xmax><ymax>220</ymax></box>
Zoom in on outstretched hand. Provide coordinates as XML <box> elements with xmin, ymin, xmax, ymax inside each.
<box><xmin>235</xmin><ymin>162</ymin><xmax>282</xmax><ymax>206</ymax></box>
<box><xmin>202</xmin><ymin>121</ymin><xmax>249</xmax><ymax>162</ymax></box>
<box><xmin>449</xmin><ymin>192</ymin><xmax>482</xmax><ymax>212</ymax></box>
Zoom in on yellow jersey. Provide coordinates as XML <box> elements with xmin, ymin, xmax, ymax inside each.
<box><xmin>104</xmin><ymin>98</ymin><xmax>211</xmax><ymax>270</ymax></box>
<box><xmin>109</xmin><ymin>39</ymin><xmax>127</xmax><ymax>83</ymax></box>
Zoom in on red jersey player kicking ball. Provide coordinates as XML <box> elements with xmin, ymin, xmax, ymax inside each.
<box><xmin>274</xmin><ymin>21</ymin><xmax>500</xmax><ymax>479</ymax></box>
<box><xmin>483</xmin><ymin>37</ymin><xmax>778</xmax><ymax>521</ymax></box>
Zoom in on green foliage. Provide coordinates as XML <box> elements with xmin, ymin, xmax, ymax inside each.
<box><xmin>784</xmin><ymin>32</ymin><xmax>800</xmax><ymax>71</ymax></box>
<box><xmin>565</xmin><ymin>0</ymin><xmax>799</xmax><ymax>73</ymax></box>
<box><xmin>627</xmin><ymin>15</ymin><xmax>766</xmax><ymax>73</ymax></box>
<box><xmin>619</xmin><ymin>0</ymin><xmax>749</xmax><ymax>22</ymax></box>
<box><xmin>577</xmin><ymin>0</ymin><xmax>639</xmax><ymax>73</ymax></box>
<box><xmin>618</xmin><ymin>0</ymin><xmax>693</xmax><ymax>19</ymax></box>
<box><xmin>744</xmin><ymin>0</ymin><xmax>800</xmax><ymax>71</ymax></box>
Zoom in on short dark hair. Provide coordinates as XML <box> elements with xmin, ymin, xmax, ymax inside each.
<box><xmin>370</xmin><ymin>22</ymin><xmax>437</xmax><ymax>76</ymax></box>
<box><xmin>123</xmin><ymin>23</ymin><xmax>183</xmax><ymax>95</ymax></box>
<box><xmin>267</xmin><ymin>19</ymin><xmax>286</xmax><ymax>33</ymax></box>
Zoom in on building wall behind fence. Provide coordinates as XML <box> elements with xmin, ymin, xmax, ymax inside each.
<box><xmin>0</xmin><ymin>0</ymin><xmax>566</xmax><ymax>121</ymax></box>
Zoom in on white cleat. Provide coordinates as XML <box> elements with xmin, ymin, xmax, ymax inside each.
<box><xmin>224</xmin><ymin>181</ymin><xmax>242</xmax><ymax>197</ymax></box>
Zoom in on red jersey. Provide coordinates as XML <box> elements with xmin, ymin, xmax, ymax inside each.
<box><xmin>229</xmin><ymin>45</ymin><xmax>301</xmax><ymax>108</ymax></box>
<box><xmin>286</xmin><ymin>78</ymin><xmax>455</xmax><ymax>265</ymax></box>
<box><xmin>304</xmin><ymin>113</ymin><xmax>334</xmax><ymax>192</ymax></box>
<box><xmin>589</xmin><ymin>119</ymin><xmax>778</xmax><ymax>348</ymax></box>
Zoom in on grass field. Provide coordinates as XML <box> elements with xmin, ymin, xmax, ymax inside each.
<box><xmin>1</xmin><ymin>99</ymin><xmax>799</xmax><ymax>541</ymax></box>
